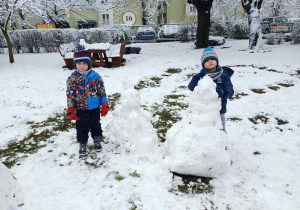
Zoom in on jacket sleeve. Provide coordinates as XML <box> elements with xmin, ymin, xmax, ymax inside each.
<box><xmin>223</xmin><ymin>74</ymin><xmax>234</xmax><ymax>99</ymax></box>
<box><xmin>188</xmin><ymin>74</ymin><xmax>200</xmax><ymax>91</ymax></box>
<box><xmin>97</xmin><ymin>76</ymin><xmax>108</xmax><ymax>105</ymax></box>
<box><xmin>66</xmin><ymin>77</ymin><xmax>76</xmax><ymax>108</ymax></box>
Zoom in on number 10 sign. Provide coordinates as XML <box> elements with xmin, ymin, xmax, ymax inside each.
<box><xmin>123</xmin><ymin>11</ymin><xmax>136</xmax><ymax>26</ymax></box>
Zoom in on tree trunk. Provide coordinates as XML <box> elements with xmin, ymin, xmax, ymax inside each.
<box><xmin>195</xmin><ymin>5</ymin><xmax>211</xmax><ymax>48</ymax></box>
<box><xmin>141</xmin><ymin>0</ymin><xmax>148</xmax><ymax>25</ymax></box>
<box><xmin>188</xmin><ymin>0</ymin><xmax>214</xmax><ymax>48</ymax></box>
<box><xmin>1</xmin><ymin>29</ymin><xmax>14</xmax><ymax>63</ymax></box>
<box><xmin>242</xmin><ymin>0</ymin><xmax>263</xmax><ymax>50</ymax></box>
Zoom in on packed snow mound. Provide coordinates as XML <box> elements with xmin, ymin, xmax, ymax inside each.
<box><xmin>107</xmin><ymin>82</ymin><xmax>159</xmax><ymax>156</ymax></box>
<box><xmin>165</xmin><ymin>76</ymin><xmax>231</xmax><ymax>177</ymax></box>
<box><xmin>0</xmin><ymin>163</ymin><xmax>24</xmax><ymax>209</ymax></box>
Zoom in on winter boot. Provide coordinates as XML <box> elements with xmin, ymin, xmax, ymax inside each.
<box><xmin>79</xmin><ymin>144</ymin><xmax>87</xmax><ymax>156</ymax></box>
<box><xmin>93</xmin><ymin>136</ymin><xmax>102</xmax><ymax>152</ymax></box>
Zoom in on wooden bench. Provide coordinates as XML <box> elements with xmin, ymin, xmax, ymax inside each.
<box><xmin>109</xmin><ymin>42</ymin><xmax>126</xmax><ymax>67</ymax></box>
<box><xmin>57</xmin><ymin>43</ymin><xmax>74</xmax><ymax>70</ymax></box>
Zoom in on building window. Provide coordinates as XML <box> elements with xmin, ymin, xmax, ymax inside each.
<box><xmin>101</xmin><ymin>0</ymin><xmax>108</xmax><ymax>4</ymax></box>
<box><xmin>102</xmin><ymin>14</ymin><xmax>109</xmax><ymax>24</ymax></box>
<box><xmin>190</xmin><ymin>5</ymin><xmax>196</xmax><ymax>13</ymax></box>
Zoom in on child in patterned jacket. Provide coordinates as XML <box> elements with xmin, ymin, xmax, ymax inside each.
<box><xmin>66</xmin><ymin>44</ymin><xmax>109</xmax><ymax>156</ymax></box>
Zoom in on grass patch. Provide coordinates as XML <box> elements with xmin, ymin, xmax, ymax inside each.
<box><xmin>165</xmin><ymin>68</ymin><xmax>182</xmax><ymax>74</ymax></box>
<box><xmin>251</xmin><ymin>89</ymin><xmax>266</xmax><ymax>94</ymax></box>
<box><xmin>115</xmin><ymin>172</ymin><xmax>125</xmax><ymax>181</ymax></box>
<box><xmin>129</xmin><ymin>170</ymin><xmax>141</xmax><ymax>178</ymax></box>
<box><xmin>134</xmin><ymin>77</ymin><xmax>163</xmax><ymax>90</ymax></box>
<box><xmin>277</xmin><ymin>83</ymin><xmax>294</xmax><ymax>87</ymax></box>
<box><xmin>253</xmin><ymin>151</ymin><xmax>261</xmax><ymax>155</ymax></box>
<box><xmin>228</xmin><ymin>117</ymin><xmax>242</xmax><ymax>122</ymax></box>
<box><xmin>108</xmin><ymin>93</ymin><xmax>121</xmax><ymax>111</ymax></box>
<box><xmin>267</xmin><ymin>69</ymin><xmax>281</xmax><ymax>73</ymax></box>
<box><xmin>1</xmin><ymin>111</ymin><xmax>76</xmax><ymax>168</ymax></box>
<box><xmin>248</xmin><ymin>115</ymin><xmax>269</xmax><ymax>124</ymax></box>
<box><xmin>268</xmin><ymin>86</ymin><xmax>280</xmax><ymax>91</ymax></box>
<box><xmin>230</xmin><ymin>92</ymin><xmax>248</xmax><ymax>100</ymax></box>
<box><xmin>275</xmin><ymin>118</ymin><xmax>289</xmax><ymax>125</ymax></box>
<box><xmin>171</xmin><ymin>172</ymin><xmax>213</xmax><ymax>194</ymax></box>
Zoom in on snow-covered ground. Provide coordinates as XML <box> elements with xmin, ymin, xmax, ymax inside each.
<box><xmin>0</xmin><ymin>40</ymin><xmax>300</xmax><ymax>209</ymax></box>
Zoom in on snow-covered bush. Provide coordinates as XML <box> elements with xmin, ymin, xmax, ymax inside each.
<box><xmin>291</xmin><ymin>28</ymin><xmax>300</xmax><ymax>44</ymax></box>
<box><xmin>178</xmin><ymin>23</ymin><xmax>192</xmax><ymax>42</ymax></box>
<box><xmin>8</xmin><ymin>28</ymin><xmax>108</xmax><ymax>53</ymax></box>
<box><xmin>277</xmin><ymin>33</ymin><xmax>284</xmax><ymax>45</ymax></box>
<box><xmin>266</xmin><ymin>34</ymin><xmax>276</xmax><ymax>45</ymax></box>
<box><xmin>111</xmin><ymin>24</ymin><xmax>133</xmax><ymax>44</ymax></box>
<box><xmin>212</xmin><ymin>19</ymin><xmax>249</xmax><ymax>39</ymax></box>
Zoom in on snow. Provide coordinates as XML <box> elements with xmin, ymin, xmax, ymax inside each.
<box><xmin>0</xmin><ymin>39</ymin><xmax>300</xmax><ymax>209</ymax></box>
<box><xmin>0</xmin><ymin>163</ymin><xmax>23</xmax><ymax>209</ymax></box>
<box><xmin>107</xmin><ymin>82</ymin><xmax>160</xmax><ymax>156</ymax></box>
<box><xmin>165</xmin><ymin>76</ymin><xmax>230</xmax><ymax>177</ymax></box>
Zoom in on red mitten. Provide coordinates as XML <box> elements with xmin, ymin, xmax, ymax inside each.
<box><xmin>67</xmin><ymin>108</ymin><xmax>80</xmax><ymax>120</ymax></box>
<box><xmin>101</xmin><ymin>103</ymin><xmax>109</xmax><ymax>117</ymax></box>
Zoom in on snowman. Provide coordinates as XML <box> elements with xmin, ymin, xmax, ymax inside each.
<box><xmin>165</xmin><ymin>76</ymin><xmax>230</xmax><ymax>177</ymax></box>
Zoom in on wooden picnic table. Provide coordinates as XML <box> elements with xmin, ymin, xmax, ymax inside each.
<box><xmin>89</xmin><ymin>49</ymin><xmax>109</xmax><ymax>67</ymax></box>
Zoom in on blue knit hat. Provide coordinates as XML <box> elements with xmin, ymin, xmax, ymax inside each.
<box><xmin>74</xmin><ymin>44</ymin><xmax>92</xmax><ymax>70</ymax></box>
<box><xmin>201</xmin><ymin>47</ymin><xmax>219</xmax><ymax>68</ymax></box>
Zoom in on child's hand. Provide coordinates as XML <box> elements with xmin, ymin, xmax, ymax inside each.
<box><xmin>101</xmin><ymin>103</ymin><xmax>109</xmax><ymax>117</ymax></box>
<box><xmin>67</xmin><ymin>108</ymin><xmax>80</xmax><ymax>120</ymax></box>
<box><xmin>216</xmin><ymin>89</ymin><xmax>225</xmax><ymax>98</ymax></box>
<box><xmin>198</xmin><ymin>69</ymin><xmax>207</xmax><ymax>78</ymax></box>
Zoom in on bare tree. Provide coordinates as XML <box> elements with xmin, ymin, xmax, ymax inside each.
<box><xmin>0</xmin><ymin>0</ymin><xmax>28</xmax><ymax>63</ymax></box>
<box><xmin>242</xmin><ymin>0</ymin><xmax>263</xmax><ymax>50</ymax></box>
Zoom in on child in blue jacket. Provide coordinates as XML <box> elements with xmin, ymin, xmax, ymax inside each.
<box><xmin>66</xmin><ymin>44</ymin><xmax>109</xmax><ymax>156</ymax></box>
<box><xmin>188</xmin><ymin>47</ymin><xmax>234</xmax><ymax>133</ymax></box>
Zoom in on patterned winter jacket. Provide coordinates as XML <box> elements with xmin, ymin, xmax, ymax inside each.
<box><xmin>188</xmin><ymin>66</ymin><xmax>234</xmax><ymax>114</ymax></box>
<box><xmin>66</xmin><ymin>70</ymin><xmax>107</xmax><ymax>110</ymax></box>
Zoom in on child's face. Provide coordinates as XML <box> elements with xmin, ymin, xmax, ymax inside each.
<box><xmin>76</xmin><ymin>62</ymin><xmax>89</xmax><ymax>72</ymax></box>
<box><xmin>204</xmin><ymin>59</ymin><xmax>218</xmax><ymax>72</ymax></box>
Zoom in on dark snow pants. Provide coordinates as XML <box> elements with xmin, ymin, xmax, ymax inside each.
<box><xmin>76</xmin><ymin>108</ymin><xmax>102</xmax><ymax>144</ymax></box>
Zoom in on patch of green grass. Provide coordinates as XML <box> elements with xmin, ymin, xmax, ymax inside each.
<box><xmin>129</xmin><ymin>170</ymin><xmax>141</xmax><ymax>178</ymax></box>
<box><xmin>165</xmin><ymin>68</ymin><xmax>182</xmax><ymax>74</ymax></box>
<box><xmin>114</xmin><ymin>171</ymin><xmax>125</xmax><ymax>181</ymax></box>
<box><xmin>230</xmin><ymin>92</ymin><xmax>249</xmax><ymax>100</ymax></box>
<box><xmin>277</xmin><ymin>83</ymin><xmax>294</xmax><ymax>87</ymax></box>
<box><xmin>251</xmin><ymin>89</ymin><xmax>266</xmax><ymax>94</ymax></box>
<box><xmin>108</xmin><ymin>93</ymin><xmax>121</xmax><ymax>111</ymax></box>
<box><xmin>248</xmin><ymin>115</ymin><xmax>269</xmax><ymax>124</ymax></box>
<box><xmin>268</xmin><ymin>86</ymin><xmax>280</xmax><ymax>91</ymax></box>
<box><xmin>171</xmin><ymin>173</ymin><xmax>213</xmax><ymax>194</ymax></box>
<box><xmin>228</xmin><ymin>117</ymin><xmax>242</xmax><ymax>122</ymax></box>
<box><xmin>134</xmin><ymin>77</ymin><xmax>163</xmax><ymax>90</ymax></box>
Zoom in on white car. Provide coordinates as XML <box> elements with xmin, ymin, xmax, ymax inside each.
<box><xmin>159</xmin><ymin>25</ymin><xmax>179</xmax><ymax>38</ymax></box>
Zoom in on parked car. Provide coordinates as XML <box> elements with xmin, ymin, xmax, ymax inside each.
<box><xmin>284</xmin><ymin>17</ymin><xmax>300</xmax><ymax>41</ymax></box>
<box><xmin>159</xmin><ymin>24</ymin><xmax>179</xmax><ymax>38</ymax></box>
<box><xmin>261</xmin><ymin>16</ymin><xmax>291</xmax><ymax>34</ymax></box>
<box><xmin>136</xmin><ymin>26</ymin><xmax>156</xmax><ymax>40</ymax></box>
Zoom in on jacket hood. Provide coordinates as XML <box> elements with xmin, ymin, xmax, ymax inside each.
<box><xmin>221</xmin><ymin>66</ymin><xmax>234</xmax><ymax>77</ymax></box>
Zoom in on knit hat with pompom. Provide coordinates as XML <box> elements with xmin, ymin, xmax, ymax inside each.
<box><xmin>74</xmin><ymin>44</ymin><xmax>92</xmax><ymax>70</ymax></box>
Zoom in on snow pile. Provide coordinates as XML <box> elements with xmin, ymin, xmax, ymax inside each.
<box><xmin>107</xmin><ymin>82</ymin><xmax>159</xmax><ymax>156</ymax></box>
<box><xmin>164</xmin><ymin>76</ymin><xmax>230</xmax><ymax>177</ymax></box>
<box><xmin>0</xmin><ymin>163</ymin><xmax>23</xmax><ymax>209</ymax></box>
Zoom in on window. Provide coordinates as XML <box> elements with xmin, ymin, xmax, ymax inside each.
<box><xmin>102</xmin><ymin>14</ymin><xmax>109</xmax><ymax>24</ymax></box>
<box><xmin>101</xmin><ymin>0</ymin><xmax>109</xmax><ymax>4</ymax></box>
<box><xmin>190</xmin><ymin>6</ymin><xmax>196</xmax><ymax>13</ymax></box>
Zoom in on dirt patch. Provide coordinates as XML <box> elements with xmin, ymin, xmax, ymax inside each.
<box><xmin>275</xmin><ymin>118</ymin><xmax>289</xmax><ymax>125</ymax></box>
